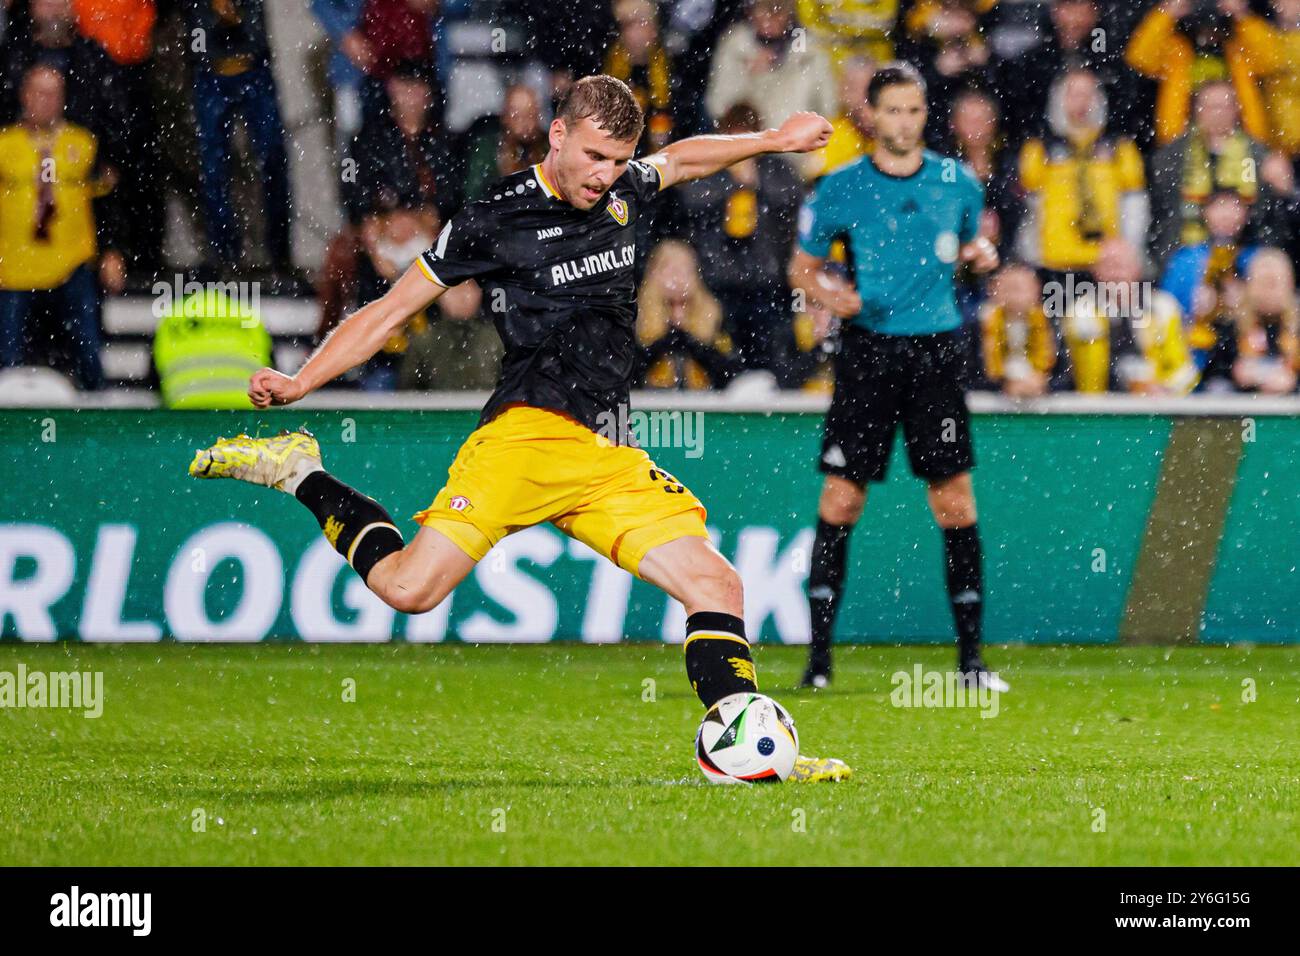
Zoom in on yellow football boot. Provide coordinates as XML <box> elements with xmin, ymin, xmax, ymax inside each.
<box><xmin>789</xmin><ymin>754</ymin><xmax>853</xmax><ymax>783</ymax></box>
<box><xmin>188</xmin><ymin>429</ymin><xmax>322</xmax><ymax>493</ymax></box>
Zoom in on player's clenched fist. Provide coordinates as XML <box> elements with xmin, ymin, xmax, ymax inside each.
<box><xmin>249</xmin><ymin>368</ymin><xmax>305</xmax><ymax>408</ymax></box>
<box><xmin>773</xmin><ymin>112</ymin><xmax>833</xmax><ymax>153</ymax></box>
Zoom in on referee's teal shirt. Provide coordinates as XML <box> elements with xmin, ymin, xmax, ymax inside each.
<box><xmin>796</xmin><ymin>150</ymin><xmax>984</xmax><ymax>336</ymax></box>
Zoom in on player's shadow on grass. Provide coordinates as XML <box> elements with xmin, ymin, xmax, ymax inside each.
<box><xmin>164</xmin><ymin>775</ymin><xmax>668</xmax><ymax>804</ymax></box>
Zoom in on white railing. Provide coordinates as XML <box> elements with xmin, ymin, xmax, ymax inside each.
<box><xmin>3</xmin><ymin>389</ymin><xmax>1299</xmax><ymax>415</ymax></box>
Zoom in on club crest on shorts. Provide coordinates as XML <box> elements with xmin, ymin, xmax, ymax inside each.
<box><xmin>449</xmin><ymin>495</ymin><xmax>472</xmax><ymax>512</ymax></box>
<box><xmin>606</xmin><ymin>191</ymin><xmax>629</xmax><ymax>226</ymax></box>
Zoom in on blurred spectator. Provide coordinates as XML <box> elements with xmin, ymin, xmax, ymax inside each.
<box><xmin>784</xmin><ymin>287</ymin><xmax>837</xmax><ymax>392</ymax></box>
<box><xmin>71</xmin><ymin>0</ymin><xmax>153</xmax><ymax>66</ymax></box>
<box><xmin>398</xmin><ymin>279</ymin><xmax>502</xmax><ymax>389</ymax></box>
<box><xmin>1248</xmin><ymin>0</ymin><xmax>1300</xmax><ymax>157</ymax></box>
<box><xmin>797</xmin><ymin>0</ymin><xmax>899</xmax><ymax>66</ymax></box>
<box><xmin>991</xmin><ymin>0</ymin><xmax>1142</xmax><ymax>149</ymax></box>
<box><xmin>1233</xmin><ymin>246</ymin><xmax>1299</xmax><ymax>393</ymax></box>
<box><xmin>461</xmin><ymin>83</ymin><xmax>547</xmax><ymax>204</ymax></box>
<box><xmin>152</xmin><ymin>287</ymin><xmax>271</xmax><ymax>408</ymax></box>
<box><xmin>1187</xmin><ymin>248</ymin><xmax>1244</xmax><ymax>390</ymax></box>
<box><xmin>523</xmin><ymin>0</ymin><xmax>614</xmax><ymax>97</ymax></box>
<box><xmin>71</xmin><ymin>0</ymin><xmax>154</xmax><ymax>76</ymax></box>
<box><xmin>316</xmin><ymin>193</ymin><xmax>436</xmax><ymax>390</ymax></box>
<box><xmin>656</xmin><ymin>0</ymin><xmax>750</xmax><ymax>135</ymax></box>
<box><xmin>323</xmin><ymin>57</ymin><xmax>450</xmax><ymax>375</ymax></box>
<box><xmin>1016</xmin><ymin>69</ymin><xmax>1148</xmax><ymax>273</ymax></box>
<box><xmin>901</xmin><ymin>0</ymin><xmax>993</xmax><ymax>140</ymax></box>
<box><xmin>706</xmin><ymin>0</ymin><xmax>836</xmax><ymax>129</ymax></box>
<box><xmin>1147</xmin><ymin>80</ymin><xmax>1292</xmax><ymax>268</ymax></box>
<box><xmin>181</xmin><ymin>0</ymin><xmax>294</xmax><ymax>275</ymax></box>
<box><xmin>310</xmin><ymin>0</ymin><xmax>368</xmax><ymax>156</ymax></box>
<box><xmin>1160</xmin><ymin>189</ymin><xmax>1258</xmax><ymax>318</ymax></box>
<box><xmin>946</xmin><ymin>87</ymin><xmax>1020</xmax><ymax>257</ymax></box>
<box><xmin>319</xmin><ymin>58</ymin><xmax>453</xmax><ymax>394</ymax></box>
<box><xmin>635</xmin><ymin>240</ymin><xmax>738</xmax><ymax>390</ymax></box>
<box><xmin>345</xmin><ymin>58</ymin><xmax>460</xmax><ymax>224</ymax></box>
<box><xmin>1066</xmin><ymin>238</ymin><xmax>1198</xmax><ymax>394</ymax></box>
<box><xmin>604</xmin><ymin>0</ymin><xmax>675</xmax><ymax>154</ymax></box>
<box><xmin>0</xmin><ymin>0</ymin><xmax>126</xmax><ymax>138</ymax></box>
<box><xmin>0</xmin><ymin>64</ymin><xmax>121</xmax><ymax>389</ymax></box>
<box><xmin>72</xmin><ymin>0</ymin><xmax>162</xmax><ymax>277</ymax></box>
<box><xmin>803</xmin><ymin>54</ymin><xmax>874</xmax><ymax>179</ymax></box>
<box><xmin>945</xmin><ymin>86</ymin><xmax>1018</xmax><ymax>337</ymax></box>
<box><xmin>1160</xmin><ymin>190</ymin><xmax>1260</xmax><ymax>387</ymax></box>
<box><xmin>356</xmin><ymin>0</ymin><xmax>441</xmax><ymax>128</ymax></box>
<box><xmin>1125</xmin><ymin>0</ymin><xmax>1271</xmax><ymax>147</ymax></box>
<box><xmin>978</xmin><ymin>262</ymin><xmax>1058</xmax><ymax>397</ymax></box>
<box><xmin>670</xmin><ymin>102</ymin><xmax>803</xmax><ymax>372</ymax></box>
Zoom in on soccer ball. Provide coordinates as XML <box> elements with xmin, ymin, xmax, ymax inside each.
<box><xmin>695</xmin><ymin>692</ymin><xmax>799</xmax><ymax>784</ymax></box>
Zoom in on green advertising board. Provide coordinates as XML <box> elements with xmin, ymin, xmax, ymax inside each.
<box><xmin>0</xmin><ymin>404</ymin><xmax>1295</xmax><ymax>643</ymax></box>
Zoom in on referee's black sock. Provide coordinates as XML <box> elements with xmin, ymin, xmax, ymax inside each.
<box><xmin>684</xmin><ymin>612</ymin><xmax>757</xmax><ymax>708</ymax></box>
<box><xmin>808</xmin><ymin>519</ymin><xmax>852</xmax><ymax>674</ymax></box>
<box><xmin>294</xmin><ymin>471</ymin><xmax>405</xmax><ymax>583</ymax></box>
<box><xmin>942</xmin><ymin>523</ymin><xmax>984</xmax><ymax>669</ymax></box>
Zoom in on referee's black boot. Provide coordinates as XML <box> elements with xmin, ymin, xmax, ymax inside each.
<box><xmin>799</xmin><ymin>649</ymin><xmax>832</xmax><ymax>690</ymax></box>
<box><xmin>958</xmin><ymin>655</ymin><xmax>1010</xmax><ymax>693</ymax></box>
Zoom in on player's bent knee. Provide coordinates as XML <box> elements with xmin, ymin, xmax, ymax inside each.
<box><xmin>367</xmin><ymin>555</ymin><xmax>450</xmax><ymax>615</ymax></box>
<box><xmin>379</xmin><ymin>583</ymin><xmax>444</xmax><ymax>616</ymax></box>
<box><xmin>366</xmin><ymin>526</ymin><xmax>477</xmax><ymax>615</ymax></box>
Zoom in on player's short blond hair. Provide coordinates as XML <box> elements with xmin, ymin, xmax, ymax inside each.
<box><xmin>556</xmin><ymin>75</ymin><xmax>644</xmax><ymax>143</ymax></box>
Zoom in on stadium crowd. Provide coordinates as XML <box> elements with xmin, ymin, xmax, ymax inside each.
<box><xmin>0</xmin><ymin>0</ymin><xmax>1298</xmax><ymax>399</ymax></box>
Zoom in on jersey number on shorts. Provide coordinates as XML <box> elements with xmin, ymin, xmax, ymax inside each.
<box><xmin>649</xmin><ymin>467</ymin><xmax>686</xmax><ymax>494</ymax></box>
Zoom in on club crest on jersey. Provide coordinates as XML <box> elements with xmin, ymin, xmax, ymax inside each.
<box><xmin>606</xmin><ymin>191</ymin><xmax>629</xmax><ymax>226</ymax></box>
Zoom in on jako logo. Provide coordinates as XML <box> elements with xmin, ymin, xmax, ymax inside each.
<box><xmin>537</xmin><ymin>226</ymin><xmax>563</xmax><ymax>239</ymax></box>
<box><xmin>50</xmin><ymin>886</ymin><xmax>151</xmax><ymax>936</ymax></box>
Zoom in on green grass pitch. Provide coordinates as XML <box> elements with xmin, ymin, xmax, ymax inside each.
<box><xmin>1</xmin><ymin>643</ymin><xmax>1296</xmax><ymax>866</ymax></box>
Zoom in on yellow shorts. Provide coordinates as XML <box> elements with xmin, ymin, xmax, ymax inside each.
<box><xmin>413</xmin><ymin>405</ymin><xmax>709</xmax><ymax>577</ymax></box>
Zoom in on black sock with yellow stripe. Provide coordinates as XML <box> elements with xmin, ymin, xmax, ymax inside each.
<box><xmin>294</xmin><ymin>471</ymin><xmax>404</xmax><ymax>582</ymax></box>
<box><xmin>684</xmin><ymin>611</ymin><xmax>757</xmax><ymax>708</ymax></box>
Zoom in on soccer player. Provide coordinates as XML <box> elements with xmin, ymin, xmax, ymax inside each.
<box><xmin>188</xmin><ymin>75</ymin><xmax>849</xmax><ymax>782</ymax></box>
<box><xmin>788</xmin><ymin>63</ymin><xmax>1009</xmax><ymax>692</ymax></box>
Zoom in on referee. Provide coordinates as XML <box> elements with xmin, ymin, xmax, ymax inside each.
<box><xmin>788</xmin><ymin>63</ymin><xmax>1007</xmax><ymax>692</ymax></box>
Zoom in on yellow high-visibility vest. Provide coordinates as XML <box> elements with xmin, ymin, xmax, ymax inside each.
<box><xmin>153</xmin><ymin>290</ymin><xmax>271</xmax><ymax>409</ymax></box>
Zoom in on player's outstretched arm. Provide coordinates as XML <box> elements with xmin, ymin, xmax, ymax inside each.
<box><xmin>248</xmin><ymin>264</ymin><xmax>446</xmax><ymax>408</ymax></box>
<box><xmin>647</xmin><ymin>111</ymin><xmax>832</xmax><ymax>190</ymax></box>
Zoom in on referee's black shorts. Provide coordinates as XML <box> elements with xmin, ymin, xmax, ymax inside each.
<box><xmin>819</xmin><ymin>326</ymin><xmax>975</xmax><ymax>485</ymax></box>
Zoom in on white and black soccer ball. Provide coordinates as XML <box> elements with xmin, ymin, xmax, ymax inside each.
<box><xmin>695</xmin><ymin>692</ymin><xmax>799</xmax><ymax>784</ymax></box>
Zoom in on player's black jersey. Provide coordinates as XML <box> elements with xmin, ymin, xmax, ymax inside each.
<box><xmin>417</xmin><ymin>158</ymin><xmax>666</xmax><ymax>433</ymax></box>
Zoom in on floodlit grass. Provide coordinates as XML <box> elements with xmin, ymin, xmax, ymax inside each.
<box><xmin>0</xmin><ymin>643</ymin><xmax>1296</xmax><ymax>866</ymax></box>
